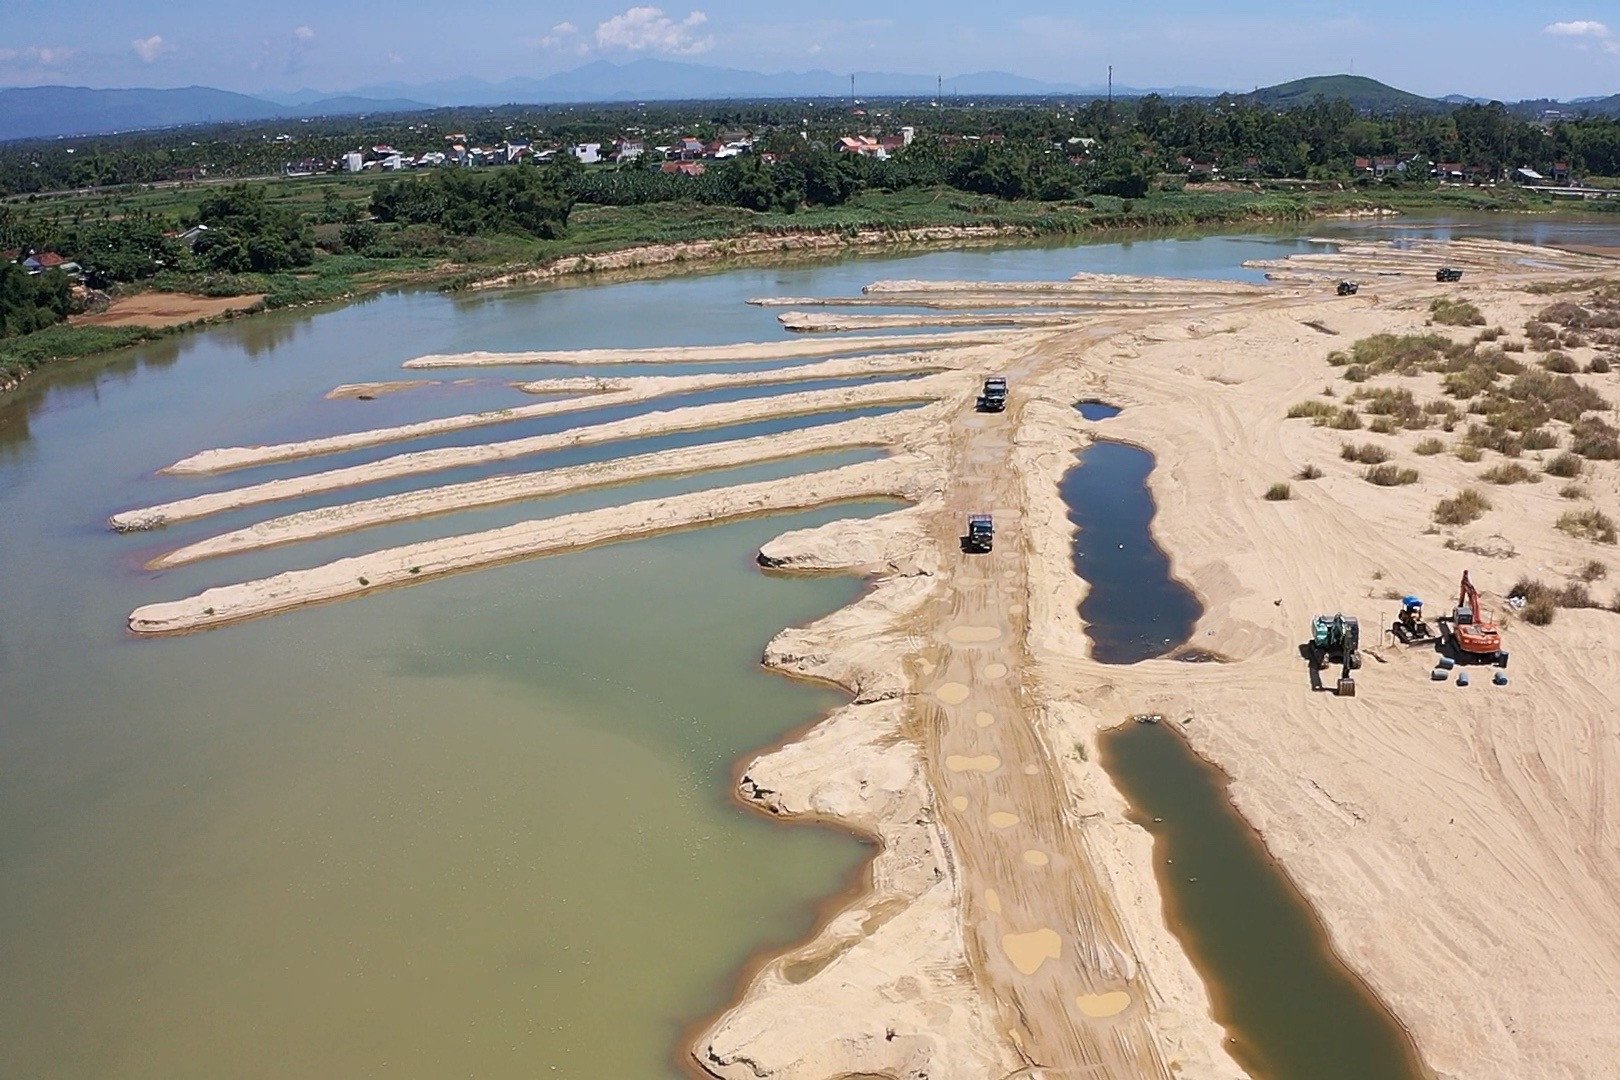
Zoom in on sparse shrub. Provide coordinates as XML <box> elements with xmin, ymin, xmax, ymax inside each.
<box><xmin>1502</xmin><ymin>340</ymin><xmax>1526</xmax><ymax>353</ymax></box>
<box><xmin>1433</xmin><ymin>488</ymin><xmax>1491</xmax><ymax>525</ymax></box>
<box><xmin>1508</xmin><ymin>577</ymin><xmax>1581</xmax><ymax>624</ymax></box>
<box><xmin>1561</xmin><ymin>483</ymin><xmax>1589</xmax><ymax>499</ymax></box>
<box><xmin>1557</xmin><ymin>508</ymin><xmax>1618</xmax><ymax>544</ymax></box>
<box><xmin>1466</xmin><ymin>423</ymin><xmax>1523</xmax><ymax>458</ymax></box>
<box><xmin>1368</xmin><ymin>416</ymin><xmax>1395</xmax><ymax>434</ymax></box>
<box><xmin>1540</xmin><ymin>352</ymin><xmax>1580</xmax><ymax>374</ymax></box>
<box><xmin>1327</xmin><ymin>407</ymin><xmax>1362</xmax><ymax>430</ymax></box>
<box><xmin>1341</xmin><ymin>441</ymin><xmax>1390</xmax><ymax>464</ymax></box>
<box><xmin>1523</xmin><ymin>595</ymin><xmax>1557</xmax><ymax>624</ymax></box>
<box><xmin>1481</xmin><ymin>462</ymin><xmax>1538</xmax><ymax>485</ymax></box>
<box><xmin>1545</xmin><ymin>452</ymin><xmax>1584</xmax><ymax>478</ymax></box>
<box><xmin>1571</xmin><ymin>416</ymin><xmax>1620</xmax><ymax>460</ymax></box>
<box><xmin>1455</xmin><ymin>443</ymin><xmax>1484</xmax><ymax>462</ymax></box>
<box><xmin>1264</xmin><ymin>482</ymin><xmax>1292</xmax><ymax>501</ymax></box>
<box><xmin>1476</xmin><ymin>326</ymin><xmax>1503</xmax><ymax>343</ymax></box>
<box><xmin>1588</xmin><ymin>355</ymin><xmax>1612</xmax><ymax>374</ymax></box>
<box><xmin>1526</xmin><ymin>321</ymin><xmax>1559</xmax><ymax>349</ymax></box>
<box><xmin>1365</xmin><ymin>464</ymin><xmax>1419</xmax><ymax>486</ymax></box>
<box><xmin>1295</xmin><ymin>463</ymin><xmax>1324</xmax><ymax>480</ymax></box>
<box><xmin>1431</xmin><ymin>297</ymin><xmax>1486</xmax><ymax>326</ymax></box>
<box><xmin>1558</xmin><ymin>581</ymin><xmax>1598</xmax><ymax>608</ymax></box>
<box><xmin>1343</xmin><ymin>365</ymin><xmax>1369</xmax><ymax>383</ymax></box>
<box><xmin>1579</xmin><ymin>559</ymin><xmax>1608</xmax><ymax>582</ymax></box>
<box><xmin>1415</xmin><ymin>437</ymin><xmax>1446</xmax><ymax>455</ymax></box>
<box><xmin>1287</xmin><ymin>400</ymin><xmax>1337</xmax><ymax>421</ymax></box>
<box><xmin>1522</xmin><ymin>428</ymin><xmax>1558</xmax><ymax>451</ymax></box>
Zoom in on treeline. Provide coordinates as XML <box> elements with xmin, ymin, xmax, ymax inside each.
<box><xmin>5</xmin><ymin>95</ymin><xmax>1620</xmax><ymax>197</ymax></box>
<box><xmin>0</xmin><ymin>262</ymin><xmax>73</xmax><ymax>338</ymax></box>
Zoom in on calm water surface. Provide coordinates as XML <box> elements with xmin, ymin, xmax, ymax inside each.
<box><xmin>5</xmin><ymin>217</ymin><xmax>1615</xmax><ymax>1077</ymax></box>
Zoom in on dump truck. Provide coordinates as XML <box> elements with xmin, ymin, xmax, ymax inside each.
<box><xmin>1337</xmin><ymin>280</ymin><xmax>1360</xmax><ymax>296</ymax></box>
<box><xmin>1309</xmin><ymin>613</ymin><xmax>1362</xmax><ymax>696</ymax></box>
<box><xmin>978</xmin><ymin>377</ymin><xmax>1008</xmax><ymax>413</ymax></box>
<box><xmin>1436</xmin><ymin>267</ymin><xmax>1464</xmax><ymax>282</ymax></box>
<box><xmin>965</xmin><ymin>514</ymin><xmax>994</xmax><ymax>553</ymax></box>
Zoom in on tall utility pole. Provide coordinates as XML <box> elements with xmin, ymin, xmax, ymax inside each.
<box><xmin>937</xmin><ymin>74</ymin><xmax>942</xmax><ymax>105</ymax></box>
<box><xmin>850</xmin><ymin>73</ymin><xmax>856</xmax><ymax>108</ymax></box>
<box><xmin>1107</xmin><ymin>65</ymin><xmax>1113</xmax><ymax>108</ymax></box>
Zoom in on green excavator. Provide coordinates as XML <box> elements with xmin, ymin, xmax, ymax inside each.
<box><xmin>1309</xmin><ymin>613</ymin><xmax>1362</xmax><ymax>697</ymax></box>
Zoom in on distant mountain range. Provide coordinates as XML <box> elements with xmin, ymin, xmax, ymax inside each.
<box><xmin>4</xmin><ymin>64</ymin><xmax>1618</xmax><ymax>143</ymax></box>
<box><xmin>0</xmin><ymin>85</ymin><xmax>431</xmax><ymax>142</ymax></box>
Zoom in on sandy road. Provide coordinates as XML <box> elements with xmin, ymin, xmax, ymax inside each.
<box><xmin>912</xmin><ymin>332</ymin><xmax>1171</xmax><ymax>1078</ymax></box>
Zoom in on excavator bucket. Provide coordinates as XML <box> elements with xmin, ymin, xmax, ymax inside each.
<box><xmin>1336</xmin><ymin>677</ymin><xmax>1357</xmax><ymax>697</ymax></box>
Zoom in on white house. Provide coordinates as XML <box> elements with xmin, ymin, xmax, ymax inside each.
<box><xmin>571</xmin><ymin>143</ymin><xmax>602</xmax><ymax>164</ymax></box>
<box><xmin>342</xmin><ymin>151</ymin><xmax>364</xmax><ymax>173</ymax></box>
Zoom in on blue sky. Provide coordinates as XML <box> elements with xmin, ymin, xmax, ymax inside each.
<box><xmin>3</xmin><ymin>1</ymin><xmax>1618</xmax><ymax>99</ymax></box>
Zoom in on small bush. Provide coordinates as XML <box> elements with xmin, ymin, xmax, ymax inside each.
<box><xmin>1327</xmin><ymin>407</ymin><xmax>1363</xmax><ymax>430</ymax></box>
<box><xmin>1579</xmin><ymin>559</ymin><xmax>1608</xmax><ymax>582</ymax></box>
<box><xmin>1368</xmin><ymin>416</ymin><xmax>1395</xmax><ymax>434</ymax></box>
<box><xmin>1295</xmin><ymin>463</ymin><xmax>1324</xmax><ymax>480</ymax></box>
<box><xmin>1571</xmin><ymin>416</ymin><xmax>1620</xmax><ymax>460</ymax></box>
<box><xmin>1433</xmin><ymin>488</ymin><xmax>1491</xmax><ymax>525</ymax></box>
<box><xmin>1557</xmin><ymin>508</ymin><xmax>1618</xmax><ymax>544</ymax></box>
<box><xmin>1588</xmin><ymin>355</ymin><xmax>1612</xmax><ymax>374</ymax></box>
<box><xmin>1480</xmin><ymin>462</ymin><xmax>1538</xmax><ymax>485</ymax></box>
<box><xmin>1560</xmin><ymin>483</ymin><xmax>1589</xmax><ymax>500</ymax></box>
<box><xmin>1455</xmin><ymin>443</ymin><xmax>1484</xmax><ymax>462</ymax></box>
<box><xmin>1365</xmin><ymin>464</ymin><xmax>1419</xmax><ymax>486</ymax></box>
<box><xmin>1524</xmin><ymin>595</ymin><xmax>1558</xmax><ymax>625</ymax></box>
<box><xmin>1502</xmin><ymin>340</ymin><xmax>1526</xmax><ymax>353</ymax></box>
<box><xmin>1415</xmin><ymin>437</ymin><xmax>1446</xmax><ymax>455</ymax></box>
<box><xmin>1476</xmin><ymin>326</ymin><xmax>1503</xmax><ymax>343</ymax></box>
<box><xmin>1545</xmin><ymin>452</ymin><xmax>1584</xmax><ymax>478</ymax></box>
<box><xmin>1522</xmin><ymin>428</ymin><xmax>1558</xmax><ymax>451</ymax></box>
<box><xmin>1343</xmin><ymin>364</ymin><xmax>1369</xmax><ymax>383</ymax></box>
<box><xmin>1558</xmin><ymin>581</ymin><xmax>1598</xmax><ymax>608</ymax></box>
<box><xmin>1341</xmin><ymin>441</ymin><xmax>1390</xmax><ymax>464</ymax></box>
<box><xmin>1287</xmin><ymin>400</ymin><xmax>1337</xmax><ymax>421</ymax></box>
<box><xmin>1540</xmin><ymin>352</ymin><xmax>1580</xmax><ymax>374</ymax></box>
<box><xmin>1431</xmin><ymin>297</ymin><xmax>1486</xmax><ymax>326</ymax></box>
<box><xmin>1264</xmin><ymin>482</ymin><xmax>1293</xmax><ymax>501</ymax></box>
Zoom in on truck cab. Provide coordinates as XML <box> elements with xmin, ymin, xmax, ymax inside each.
<box><xmin>965</xmin><ymin>514</ymin><xmax>994</xmax><ymax>553</ymax></box>
<box><xmin>1336</xmin><ymin>280</ymin><xmax>1359</xmax><ymax>296</ymax></box>
<box><xmin>1436</xmin><ymin>267</ymin><xmax>1463</xmax><ymax>282</ymax></box>
<box><xmin>979</xmin><ymin>377</ymin><xmax>1008</xmax><ymax>413</ymax></box>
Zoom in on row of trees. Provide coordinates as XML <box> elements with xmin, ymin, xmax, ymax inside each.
<box><xmin>0</xmin><ymin>262</ymin><xmax>74</xmax><ymax>338</ymax></box>
<box><xmin>6</xmin><ymin>95</ymin><xmax>1620</xmax><ymax>198</ymax></box>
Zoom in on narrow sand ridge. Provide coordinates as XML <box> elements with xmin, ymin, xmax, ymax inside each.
<box><xmin>149</xmin><ymin>410</ymin><xmax>920</xmax><ymax>568</ymax></box>
<box><xmin>864</xmin><ymin>275</ymin><xmax>1275</xmax><ymax>297</ymax></box>
<box><xmin>749</xmin><ymin>293</ymin><xmax>1219</xmax><ymax>311</ymax></box>
<box><xmin>778</xmin><ymin>311</ymin><xmax>1084</xmax><ymax>333</ymax></box>
<box><xmin>111</xmin><ymin>378</ymin><xmax>958</xmax><ymax>531</ymax></box>
<box><xmin>128</xmin><ymin>455</ymin><xmax>932</xmax><ymax>634</ymax></box>
<box><xmin>164</xmin><ymin>353</ymin><xmax>949</xmax><ymax>474</ymax></box>
<box><xmin>325</xmin><ymin>380</ymin><xmax>437</xmax><ymax>399</ymax></box>
<box><xmin>402</xmin><ymin>329</ymin><xmax>1019</xmax><ymax>368</ymax></box>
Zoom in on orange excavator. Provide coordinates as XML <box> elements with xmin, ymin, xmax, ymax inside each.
<box><xmin>1449</xmin><ymin>571</ymin><xmax>1507</xmax><ymax>666</ymax></box>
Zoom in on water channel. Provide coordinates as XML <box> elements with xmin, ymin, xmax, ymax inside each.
<box><xmin>5</xmin><ymin>216</ymin><xmax>1616</xmax><ymax>1078</ymax></box>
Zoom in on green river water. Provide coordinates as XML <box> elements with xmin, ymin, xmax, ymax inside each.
<box><xmin>4</xmin><ymin>216</ymin><xmax>1619</xmax><ymax>1078</ymax></box>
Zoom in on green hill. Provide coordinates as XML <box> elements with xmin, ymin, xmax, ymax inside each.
<box><xmin>1246</xmin><ymin>75</ymin><xmax>1441</xmax><ymax>113</ymax></box>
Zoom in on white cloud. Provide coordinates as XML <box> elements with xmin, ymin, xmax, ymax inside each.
<box><xmin>131</xmin><ymin>35</ymin><xmax>171</xmax><ymax>63</ymax></box>
<box><xmin>594</xmin><ymin>7</ymin><xmax>712</xmax><ymax>55</ymax></box>
<box><xmin>1543</xmin><ymin>19</ymin><xmax>1619</xmax><ymax>53</ymax></box>
<box><xmin>537</xmin><ymin>21</ymin><xmax>580</xmax><ymax>48</ymax></box>
<box><xmin>389</xmin><ymin>51</ymin><xmax>405</xmax><ymax>64</ymax></box>
<box><xmin>294</xmin><ymin>25</ymin><xmax>316</xmax><ymax>42</ymax></box>
<box><xmin>2</xmin><ymin>44</ymin><xmax>76</xmax><ymax>66</ymax></box>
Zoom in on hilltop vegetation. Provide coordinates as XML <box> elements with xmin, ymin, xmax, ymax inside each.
<box><xmin>1246</xmin><ymin>75</ymin><xmax>1442</xmax><ymax>113</ymax></box>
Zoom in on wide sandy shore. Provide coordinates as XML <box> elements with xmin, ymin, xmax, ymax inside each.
<box><xmin>115</xmin><ymin>236</ymin><xmax>1620</xmax><ymax>1080</ymax></box>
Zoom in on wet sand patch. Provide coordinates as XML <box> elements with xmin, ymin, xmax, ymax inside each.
<box><xmin>1076</xmin><ymin>991</ymin><xmax>1133</xmax><ymax>1018</ymax></box>
<box><xmin>1003</xmin><ymin>928</ymin><xmax>1062</xmax><ymax>975</ymax></box>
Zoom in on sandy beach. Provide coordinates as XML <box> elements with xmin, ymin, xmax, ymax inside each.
<box><xmin>117</xmin><ymin>236</ymin><xmax>1620</xmax><ymax>1080</ymax></box>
